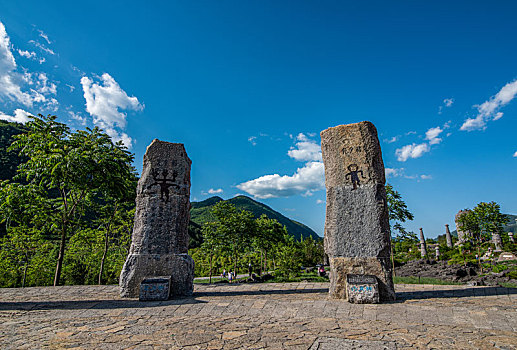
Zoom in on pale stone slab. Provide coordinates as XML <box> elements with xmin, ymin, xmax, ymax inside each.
<box><xmin>346</xmin><ymin>274</ymin><xmax>380</xmax><ymax>304</ymax></box>
<box><xmin>139</xmin><ymin>276</ymin><xmax>171</xmax><ymax>301</ymax></box>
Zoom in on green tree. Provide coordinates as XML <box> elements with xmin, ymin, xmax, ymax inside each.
<box><xmin>7</xmin><ymin>114</ymin><xmax>134</xmax><ymax>286</ymax></box>
<box><xmin>0</xmin><ymin>182</ymin><xmax>52</xmax><ymax>286</ymax></box>
<box><xmin>254</xmin><ymin>215</ymin><xmax>286</xmax><ymax>274</ymax></box>
<box><xmin>274</xmin><ymin>234</ymin><xmax>302</xmax><ymax>278</ymax></box>
<box><xmin>208</xmin><ymin>201</ymin><xmax>257</xmax><ymax>274</ymax></box>
<box><xmin>200</xmin><ymin>222</ymin><xmax>222</xmax><ymax>283</ymax></box>
<box><xmin>386</xmin><ymin>184</ymin><xmax>414</xmax><ymax>236</ymax></box>
<box><xmin>457</xmin><ymin>202</ymin><xmax>509</xmax><ymax>243</ymax></box>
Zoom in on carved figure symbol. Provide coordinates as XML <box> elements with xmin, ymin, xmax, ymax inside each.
<box><xmin>150</xmin><ymin>168</ymin><xmax>180</xmax><ymax>202</ymax></box>
<box><xmin>345</xmin><ymin>164</ymin><xmax>366</xmax><ymax>190</ymax></box>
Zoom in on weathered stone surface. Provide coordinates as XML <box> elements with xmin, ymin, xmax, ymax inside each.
<box><xmin>321</xmin><ymin>121</ymin><xmax>395</xmax><ymax>302</ymax></box>
<box><xmin>3</xmin><ymin>283</ymin><xmax>517</xmax><ymax>349</ymax></box>
<box><xmin>346</xmin><ymin>274</ymin><xmax>379</xmax><ymax>304</ymax></box>
<box><xmin>139</xmin><ymin>276</ymin><xmax>171</xmax><ymax>301</ymax></box>
<box><xmin>120</xmin><ymin>139</ymin><xmax>194</xmax><ymax>298</ymax></box>
<box><xmin>492</xmin><ymin>233</ymin><xmax>503</xmax><ymax>252</ymax></box>
<box><xmin>435</xmin><ymin>245</ymin><xmax>440</xmax><ymax>259</ymax></box>
<box><xmin>419</xmin><ymin>228</ymin><xmax>428</xmax><ymax>258</ymax></box>
<box><xmin>455</xmin><ymin>210</ymin><xmax>471</xmax><ymax>243</ymax></box>
<box><xmin>509</xmin><ymin>232</ymin><xmax>515</xmax><ymax>243</ymax></box>
<box><xmin>497</xmin><ymin>252</ymin><xmax>517</xmax><ymax>262</ymax></box>
<box><xmin>445</xmin><ymin>224</ymin><xmax>453</xmax><ymax>248</ymax></box>
<box><xmin>309</xmin><ymin>337</ymin><xmax>396</xmax><ymax>350</ymax></box>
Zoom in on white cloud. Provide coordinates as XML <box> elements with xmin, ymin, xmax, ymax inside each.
<box><xmin>208</xmin><ymin>188</ymin><xmax>223</xmax><ymax>194</ymax></box>
<box><xmin>68</xmin><ymin>111</ymin><xmax>86</xmax><ymax>126</ymax></box>
<box><xmin>385</xmin><ymin>136</ymin><xmax>399</xmax><ymax>144</ymax></box>
<box><xmin>385</xmin><ymin>167</ymin><xmax>404</xmax><ymax>178</ymax></box>
<box><xmin>0</xmin><ymin>22</ymin><xmax>33</xmax><ymax>106</ymax></box>
<box><xmin>513</xmin><ymin>151</ymin><xmax>517</xmax><ymax>158</ymax></box>
<box><xmin>444</xmin><ymin>98</ymin><xmax>454</xmax><ymax>107</ymax></box>
<box><xmin>461</xmin><ymin>79</ymin><xmax>517</xmax><ymax>131</ymax></box>
<box><xmin>420</xmin><ymin>174</ymin><xmax>432</xmax><ymax>180</ymax></box>
<box><xmin>35</xmin><ymin>73</ymin><xmax>57</xmax><ymax>95</ymax></box>
<box><xmin>237</xmin><ymin>161</ymin><xmax>325</xmax><ymax>199</ymax></box>
<box><xmin>395</xmin><ymin>143</ymin><xmax>430</xmax><ymax>162</ymax></box>
<box><xmin>0</xmin><ymin>108</ymin><xmax>32</xmax><ymax>123</ymax></box>
<box><xmin>438</xmin><ymin>98</ymin><xmax>454</xmax><ymax>114</ymax></box>
<box><xmin>425</xmin><ymin>126</ymin><xmax>444</xmax><ymax>145</ymax></box>
<box><xmin>81</xmin><ymin>73</ymin><xmax>143</xmax><ymax>148</ymax></box>
<box><xmin>29</xmin><ymin>40</ymin><xmax>55</xmax><ymax>56</ymax></box>
<box><xmin>316</xmin><ymin>199</ymin><xmax>325</xmax><ymax>204</ymax></box>
<box><xmin>66</xmin><ymin>84</ymin><xmax>75</xmax><ymax>92</ymax></box>
<box><xmin>287</xmin><ymin>133</ymin><xmax>322</xmax><ymax>161</ymax></box>
<box><xmin>38</xmin><ymin>30</ymin><xmax>51</xmax><ymax>44</ymax></box>
<box><xmin>248</xmin><ymin>136</ymin><xmax>257</xmax><ymax>146</ymax></box>
<box><xmin>18</xmin><ymin>50</ymin><xmax>36</xmax><ymax>59</ymax></box>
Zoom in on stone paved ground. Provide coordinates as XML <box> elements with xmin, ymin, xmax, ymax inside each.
<box><xmin>0</xmin><ymin>283</ymin><xmax>516</xmax><ymax>349</ymax></box>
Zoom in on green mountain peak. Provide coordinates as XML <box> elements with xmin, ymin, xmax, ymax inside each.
<box><xmin>190</xmin><ymin>195</ymin><xmax>320</xmax><ymax>240</ymax></box>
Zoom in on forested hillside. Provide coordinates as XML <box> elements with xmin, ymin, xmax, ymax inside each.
<box><xmin>191</xmin><ymin>195</ymin><xmax>320</xmax><ymax>240</ymax></box>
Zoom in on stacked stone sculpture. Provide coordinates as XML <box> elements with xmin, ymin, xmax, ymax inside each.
<box><xmin>320</xmin><ymin>121</ymin><xmax>395</xmax><ymax>302</ymax></box>
<box><xmin>445</xmin><ymin>224</ymin><xmax>453</xmax><ymax>248</ymax></box>
<box><xmin>120</xmin><ymin>140</ymin><xmax>194</xmax><ymax>298</ymax></box>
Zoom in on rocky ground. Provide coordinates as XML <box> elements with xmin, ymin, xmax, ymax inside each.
<box><xmin>395</xmin><ymin>259</ymin><xmax>517</xmax><ymax>286</ymax></box>
<box><xmin>0</xmin><ymin>283</ymin><xmax>516</xmax><ymax>349</ymax></box>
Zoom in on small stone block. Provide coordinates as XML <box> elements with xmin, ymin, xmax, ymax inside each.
<box><xmin>139</xmin><ymin>276</ymin><xmax>171</xmax><ymax>301</ymax></box>
<box><xmin>346</xmin><ymin>274</ymin><xmax>379</xmax><ymax>304</ymax></box>
<box><xmin>498</xmin><ymin>252</ymin><xmax>517</xmax><ymax>262</ymax></box>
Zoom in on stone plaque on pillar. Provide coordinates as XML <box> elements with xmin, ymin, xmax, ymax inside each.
<box><xmin>120</xmin><ymin>139</ymin><xmax>194</xmax><ymax>298</ymax></box>
<box><xmin>139</xmin><ymin>276</ymin><xmax>171</xmax><ymax>301</ymax></box>
<box><xmin>346</xmin><ymin>274</ymin><xmax>380</xmax><ymax>304</ymax></box>
<box><xmin>321</xmin><ymin>121</ymin><xmax>395</xmax><ymax>302</ymax></box>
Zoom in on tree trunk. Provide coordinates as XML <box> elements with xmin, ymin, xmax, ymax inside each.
<box><xmin>209</xmin><ymin>251</ymin><xmax>213</xmax><ymax>284</ymax></box>
<box><xmin>98</xmin><ymin>229</ymin><xmax>110</xmax><ymax>285</ymax></box>
<box><xmin>22</xmin><ymin>260</ymin><xmax>28</xmax><ymax>288</ymax></box>
<box><xmin>54</xmin><ymin>226</ymin><xmax>67</xmax><ymax>286</ymax></box>
<box><xmin>390</xmin><ymin>239</ymin><xmax>395</xmax><ymax>278</ymax></box>
<box><xmin>264</xmin><ymin>250</ymin><xmax>268</xmax><ymax>274</ymax></box>
<box><xmin>233</xmin><ymin>248</ymin><xmax>238</xmax><ymax>277</ymax></box>
<box><xmin>98</xmin><ymin>205</ymin><xmax>118</xmax><ymax>285</ymax></box>
<box><xmin>260</xmin><ymin>250</ymin><xmax>263</xmax><ymax>276</ymax></box>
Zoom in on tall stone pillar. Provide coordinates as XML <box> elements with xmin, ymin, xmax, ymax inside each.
<box><xmin>321</xmin><ymin>121</ymin><xmax>395</xmax><ymax>302</ymax></box>
<box><xmin>445</xmin><ymin>224</ymin><xmax>453</xmax><ymax>248</ymax></box>
<box><xmin>455</xmin><ymin>210</ymin><xmax>471</xmax><ymax>244</ymax></box>
<box><xmin>435</xmin><ymin>246</ymin><xmax>440</xmax><ymax>259</ymax></box>
<box><xmin>509</xmin><ymin>232</ymin><xmax>515</xmax><ymax>243</ymax></box>
<box><xmin>419</xmin><ymin>228</ymin><xmax>428</xmax><ymax>258</ymax></box>
<box><xmin>120</xmin><ymin>140</ymin><xmax>194</xmax><ymax>298</ymax></box>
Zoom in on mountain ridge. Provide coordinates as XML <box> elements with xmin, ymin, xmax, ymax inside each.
<box><xmin>190</xmin><ymin>195</ymin><xmax>320</xmax><ymax>240</ymax></box>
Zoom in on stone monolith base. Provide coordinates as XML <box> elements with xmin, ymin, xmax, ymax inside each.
<box><xmin>330</xmin><ymin>257</ymin><xmax>395</xmax><ymax>301</ymax></box>
<box><xmin>321</xmin><ymin>121</ymin><xmax>395</xmax><ymax>302</ymax></box>
<box><xmin>120</xmin><ymin>254</ymin><xmax>194</xmax><ymax>298</ymax></box>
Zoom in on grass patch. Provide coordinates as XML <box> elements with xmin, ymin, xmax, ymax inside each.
<box><xmin>500</xmin><ymin>282</ymin><xmax>517</xmax><ymax>289</ymax></box>
<box><xmin>394</xmin><ymin>276</ymin><xmax>462</xmax><ymax>285</ymax></box>
<box><xmin>193</xmin><ymin>277</ymin><xmax>226</xmax><ymax>284</ymax></box>
<box><xmin>270</xmin><ymin>271</ymin><xmax>328</xmax><ymax>283</ymax></box>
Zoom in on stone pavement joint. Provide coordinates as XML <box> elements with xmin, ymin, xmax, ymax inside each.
<box><xmin>0</xmin><ymin>283</ymin><xmax>516</xmax><ymax>349</ymax></box>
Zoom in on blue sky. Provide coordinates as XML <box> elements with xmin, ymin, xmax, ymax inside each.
<box><xmin>0</xmin><ymin>1</ymin><xmax>516</xmax><ymax>238</ymax></box>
